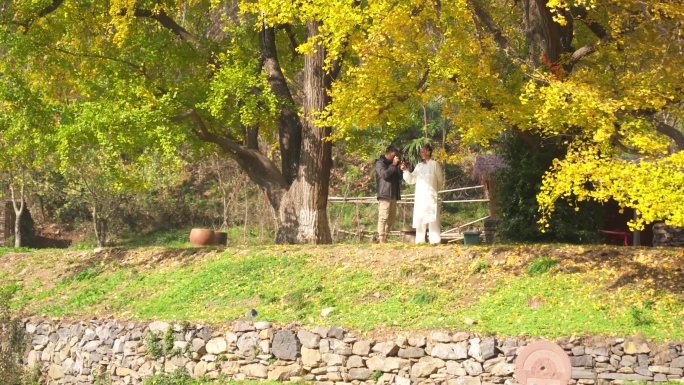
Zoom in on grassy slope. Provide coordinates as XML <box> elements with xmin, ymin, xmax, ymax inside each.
<box><xmin>1</xmin><ymin>244</ymin><xmax>683</xmax><ymax>341</ymax></box>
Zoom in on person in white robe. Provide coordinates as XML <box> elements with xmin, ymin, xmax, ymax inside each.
<box><xmin>401</xmin><ymin>144</ymin><xmax>444</xmax><ymax>244</ymax></box>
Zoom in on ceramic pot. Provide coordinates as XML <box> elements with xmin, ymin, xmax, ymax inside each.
<box><xmin>189</xmin><ymin>228</ymin><xmax>215</xmax><ymax>246</ymax></box>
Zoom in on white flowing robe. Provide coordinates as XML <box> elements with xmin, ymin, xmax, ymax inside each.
<box><xmin>403</xmin><ymin>160</ymin><xmax>444</xmax><ymax>228</ymax></box>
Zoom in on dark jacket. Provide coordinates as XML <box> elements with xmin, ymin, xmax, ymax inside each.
<box><xmin>376</xmin><ymin>156</ymin><xmax>402</xmax><ymax>200</ymax></box>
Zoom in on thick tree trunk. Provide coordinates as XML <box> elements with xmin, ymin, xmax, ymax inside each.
<box><xmin>92</xmin><ymin>205</ymin><xmax>107</xmax><ymax>248</ymax></box>
<box><xmin>260</xmin><ymin>26</ymin><xmax>302</xmax><ymax>186</ymax></box>
<box><xmin>9</xmin><ymin>184</ymin><xmax>24</xmax><ymax>248</ymax></box>
<box><xmin>13</xmin><ymin>210</ymin><xmax>22</xmax><ymax>248</ymax></box>
<box><xmin>186</xmin><ymin>21</ymin><xmax>334</xmax><ymax>244</ymax></box>
<box><xmin>204</xmin><ymin>130</ymin><xmax>332</xmax><ymax>244</ymax></box>
<box><xmin>524</xmin><ymin>0</ymin><xmax>574</xmax><ymax>66</ymax></box>
<box><xmin>275</xmin><ymin>21</ymin><xmax>333</xmax><ymax>244</ymax></box>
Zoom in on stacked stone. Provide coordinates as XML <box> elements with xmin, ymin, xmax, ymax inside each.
<box><xmin>560</xmin><ymin>336</ymin><xmax>684</xmax><ymax>384</ymax></box>
<box><xmin>653</xmin><ymin>223</ymin><xmax>684</xmax><ymax>247</ymax></box>
<box><xmin>22</xmin><ymin>318</ymin><xmax>684</xmax><ymax>385</ymax></box>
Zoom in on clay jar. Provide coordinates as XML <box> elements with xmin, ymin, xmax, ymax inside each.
<box><xmin>189</xmin><ymin>228</ymin><xmax>216</xmax><ymax>246</ymax></box>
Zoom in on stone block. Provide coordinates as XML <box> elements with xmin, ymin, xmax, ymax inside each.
<box><xmin>649</xmin><ymin>366</ymin><xmax>684</xmax><ymax>375</ymax></box>
<box><xmin>327</xmin><ymin>327</ymin><xmax>345</xmax><ymax>340</ymax></box>
<box><xmin>469</xmin><ymin>338</ymin><xmax>484</xmax><ymax>362</ymax></box>
<box><xmin>451</xmin><ymin>376</ymin><xmax>483</xmax><ymax>385</ymax></box>
<box><xmin>411</xmin><ymin>357</ymin><xmax>444</xmax><ymax>380</ymax></box>
<box><xmin>48</xmin><ymin>363</ymin><xmax>64</xmax><ymax>379</ymax></box>
<box><xmin>463</xmin><ymin>360</ymin><xmax>484</xmax><ymax>376</ymax></box>
<box><xmin>672</xmin><ymin>357</ymin><xmax>684</xmax><ymax>368</ymax></box>
<box><xmin>373</xmin><ymin>341</ymin><xmax>400</xmax><ymax>357</ymax></box>
<box><xmin>346</xmin><ymin>355</ymin><xmax>364</xmax><ymax>368</ymax></box>
<box><xmin>409</xmin><ymin>336</ymin><xmax>427</xmax><ymax>347</ymax></box>
<box><xmin>312</xmin><ymin>326</ymin><xmax>330</xmax><ymax>337</ymax></box>
<box><xmin>254</xmin><ymin>321</ymin><xmax>271</xmax><ymax>330</ymax></box>
<box><xmin>572</xmin><ymin>369</ymin><xmax>597</xmax><ymax>380</ymax></box>
<box><xmin>571</xmin><ymin>355</ymin><xmax>594</xmax><ymax>367</ymax></box>
<box><xmin>623</xmin><ymin>339</ymin><xmax>650</xmax><ymax>355</ymax></box>
<box><xmin>267</xmin><ymin>363</ymin><xmax>302</xmax><ymax>380</ymax></box>
<box><xmin>620</xmin><ymin>355</ymin><xmax>636</xmax><ymax>367</ymax></box>
<box><xmin>635</xmin><ymin>367</ymin><xmax>653</xmax><ymax>376</ymax></box>
<box><xmin>431</xmin><ymin>332</ymin><xmax>452</xmax><ymax>343</ymax></box>
<box><xmin>206</xmin><ymin>337</ymin><xmax>228</xmax><ymax>355</ymax></box>
<box><xmin>241</xmin><ymin>363</ymin><xmax>268</xmax><ymax>378</ymax></box>
<box><xmin>301</xmin><ymin>347</ymin><xmax>322</xmax><ymax>366</ymax></box>
<box><xmin>489</xmin><ymin>362</ymin><xmax>515</xmax><ymax>377</ymax></box>
<box><xmin>366</xmin><ymin>356</ymin><xmax>409</xmax><ymax>372</ymax></box>
<box><xmin>298</xmin><ymin>330</ymin><xmax>321</xmax><ymax>349</ymax></box>
<box><xmin>330</xmin><ymin>339</ymin><xmax>352</xmax><ymax>355</ymax></box>
<box><xmin>586</xmin><ymin>347</ymin><xmax>609</xmax><ymax>356</ymax></box>
<box><xmin>398</xmin><ymin>347</ymin><xmax>425</xmax><ymax>358</ymax></box>
<box><xmin>481</xmin><ymin>339</ymin><xmax>497</xmax><ymax>360</ymax></box>
<box><xmin>147</xmin><ymin>322</ymin><xmax>169</xmax><ymax>333</ymax></box>
<box><xmin>237</xmin><ymin>332</ymin><xmax>259</xmax><ymax>357</ymax></box>
<box><xmin>597</xmin><ymin>373</ymin><xmax>653</xmax><ymax>381</ymax></box>
<box><xmin>572</xmin><ymin>347</ymin><xmax>586</xmax><ymax>356</ymax></box>
<box><xmin>233</xmin><ymin>321</ymin><xmax>255</xmax><ymax>333</ymax></box>
<box><xmin>322</xmin><ymin>353</ymin><xmax>346</xmax><ymax>366</ymax></box>
<box><xmin>352</xmin><ymin>340</ymin><xmax>372</xmax><ymax>355</ymax></box>
<box><xmin>348</xmin><ymin>368</ymin><xmax>372</xmax><ymax>380</ymax></box>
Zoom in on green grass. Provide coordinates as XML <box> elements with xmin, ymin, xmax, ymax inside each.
<box><xmin>0</xmin><ymin>246</ymin><xmax>31</xmax><ymax>257</ymax></box>
<box><xmin>115</xmin><ymin>228</ymin><xmax>195</xmax><ymax>248</ymax></box>
<box><xmin>113</xmin><ymin>227</ymin><xmax>276</xmax><ymax>248</ymax></box>
<box><xmin>2</xmin><ymin>244</ymin><xmax>684</xmax><ymax>340</ymax></box>
<box><xmin>462</xmin><ymin>273</ymin><xmax>682</xmax><ymax>340</ymax></box>
<box><xmin>526</xmin><ymin>256</ymin><xmax>560</xmax><ymax>275</ymax></box>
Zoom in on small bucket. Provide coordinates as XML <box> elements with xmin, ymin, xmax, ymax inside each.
<box><xmin>463</xmin><ymin>231</ymin><xmax>482</xmax><ymax>245</ymax></box>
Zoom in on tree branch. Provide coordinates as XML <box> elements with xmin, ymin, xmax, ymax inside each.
<box><xmin>132</xmin><ymin>9</ymin><xmax>196</xmax><ymax>42</ymax></box>
<box><xmin>281</xmin><ymin>24</ymin><xmax>300</xmax><ymax>61</ymax></box>
<box><xmin>117</xmin><ymin>8</ymin><xmax>201</xmax><ymax>50</ymax></box>
<box><xmin>38</xmin><ymin>0</ymin><xmax>65</xmax><ymax>17</ymax></box>
<box><xmin>377</xmin><ymin>68</ymin><xmax>430</xmax><ymax>115</ymax></box>
<box><xmin>54</xmin><ymin>48</ymin><xmax>146</xmax><ymax>75</ymax></box>
<box><xmin>652</xmin><ymin>119</ymin><xmax>684</xmax><ymax>151</ymax></box>
<box><xmin>566</xmin><ymin>9</ymin><xmax>612</xmax><ymax>70</ymax></box>
<box><xmin>259</xmin><ymin>24</ymin><xmax>302</xmax><ymax>186</ymax></box>
<box><xmin>170</xmin><ymin>109</ymin><xmax>288</xmax><ymax>208</ymax></box>
<box><xmin>468</xmin><ymin>0</ymin><xmax>520</xmax><ymax>60</ymax></box>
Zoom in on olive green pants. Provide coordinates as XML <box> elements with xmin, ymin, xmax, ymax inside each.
<box><xmin>377</xmin><ymin>199</ymin><xmax>397</xmax><ymax>240</ymax></box>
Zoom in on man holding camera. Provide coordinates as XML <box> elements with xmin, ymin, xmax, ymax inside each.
<box><xmin>375</xmin><ymin>145</ymin><xmax>403</xmax><ymax>243</ymax></box>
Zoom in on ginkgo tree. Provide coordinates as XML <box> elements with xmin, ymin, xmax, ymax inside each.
<box><xmin>0</xmin><ymin>70</ymin><xmax>55</xmax><ymax>247</ymax></box>
<box><xmin>321</xmin><ymin>0</ymin><xmax>684</xmax><ymax>230</ymax></box>
<box><xmin>1</xmin><ymin>0</ymin><xmax>351</xmax><ymax>244</ymax></box>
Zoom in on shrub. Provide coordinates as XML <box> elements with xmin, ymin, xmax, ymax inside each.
<box><xmin>471</xmin><ymin>259</ymin><xmax>490</xmax><ymax>275</ymax></box>
<box><xmin>493</xmin><ymin>135</ymin><xmax>604</xmax><ymax>243</ymax></box>
<box><xmin>0</xmin><ymin>285</ymin><xmax>25</xmax><ymax>385</ymax></box>
<box><xmin>142</xmin><ymin>369</ymin><xmax>195</xmax><ymax>385</ymax></box>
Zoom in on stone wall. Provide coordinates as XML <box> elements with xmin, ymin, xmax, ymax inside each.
<box><xmin>653</xmin><ymin>223</ymin><xmax>684</xmax><ymax>247</ymax></box>
<box><xmin>23</xmin><ymin>318</ymin><xmax>684</xmax><ymax>385</ymax></box>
